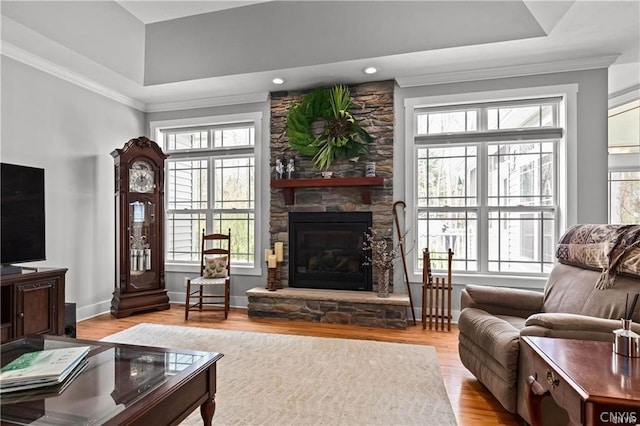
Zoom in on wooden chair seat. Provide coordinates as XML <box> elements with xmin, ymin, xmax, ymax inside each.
<box><xmin>190</xmin><ymin>277</ymin><xmax>228</xmax><ymax>286</ymax></box>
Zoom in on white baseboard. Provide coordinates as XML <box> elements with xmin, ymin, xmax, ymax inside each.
<box><xmin>76</xmin><ymin>300</ymin><xmax>112</xmax><ymax>322</ymax></box>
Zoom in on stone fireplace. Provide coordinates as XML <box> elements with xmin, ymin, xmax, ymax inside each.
<box><xmin>267</xmin><ymin>80</ymin><xmax>395</xmax><ymax>290</ymax></box>
<box><xmin>247</xmin><ymin>80</ymin><xmax>409</xmax><ymax>329</ymax></box>
<box><xmin>288</xmin><ymin>211</ymin><xmax>372</xmax><ymax>291</ymax></box>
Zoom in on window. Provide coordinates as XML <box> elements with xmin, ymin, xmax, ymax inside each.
<box><xmin>609</xmin><ymin>171</ymin><xmax>640</xmax><ymax>224</ymax></box>
<box><xmin>608</xmin><ymin>100</ymin><xmax>639</xmax><ymax>154</ymax></box>
<box><xmin>158</xmin><ymin>116</ymin><xmax>259</xmax><ymax>268</ymax></box>
<box><xmin>608</xmin><ymin>100</ymin><xmax>640</xmax><ymax>224</ymax></box>
<box><xmin>413</xmin><ymin>98</ymin><xmax>562</xmax><ymax>275</ymax></box>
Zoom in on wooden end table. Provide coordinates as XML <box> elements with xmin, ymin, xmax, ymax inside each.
<box><xmin>1</xmin><ymin>335</ymin><xmax>223</xmax><ymax>425</ymax></box>
<box><xmin>522</xmin><ymin>336</ymin><xmax>640</xmax><ymax>426</ymax></box>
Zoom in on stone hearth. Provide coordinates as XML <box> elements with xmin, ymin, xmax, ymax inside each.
<box><xmin>247</xmin><ymin>287</ymin><xmax>409</xmax><ymax>329</ymax></box>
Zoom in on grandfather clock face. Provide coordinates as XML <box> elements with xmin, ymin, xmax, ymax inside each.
<box><xmin>129</xmin><ymin>161</ymin><xmax>155</xmax><ymax>193</ymax></box>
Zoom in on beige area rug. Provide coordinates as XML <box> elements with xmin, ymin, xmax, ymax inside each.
<box><xmin>102</xmin><ymin>323</ymin><xmax>457</xmax><ymax>426</ymax></box>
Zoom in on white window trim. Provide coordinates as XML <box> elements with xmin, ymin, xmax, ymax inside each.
<box><xmin>608</xmin><ymin>156</ymin><xmax>640</xmax><ymax>223</ymax></box>
<box><xmin>402</xmin><ymin>84</ymin><xmax>579</xmax><ymax>289</ymax></box>
<box><xmin>607</xmin><ymin>96</ymin><xmax>639</xmax><ymax>223</ymax></box>
<box><xmin>150</xmin><ymin>112</ymin><xmax>264</xmax><ymax>277</ymax></box>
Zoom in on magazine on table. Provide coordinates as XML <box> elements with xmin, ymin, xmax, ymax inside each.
<box><xmin>0</xmin><ymin>358</ymin><xmax>89</xmax><ymax>402</ymax></box>
<box><xmin>0</xmin><ymin>346</ymin><xmax>90</xmax><ymax>393</ymax></box>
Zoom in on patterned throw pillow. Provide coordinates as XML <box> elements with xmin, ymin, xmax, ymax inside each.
<box><xmin>203</xmin><ymin>256</ymin><xmax>227</xmax><ymax>278</ymax></box>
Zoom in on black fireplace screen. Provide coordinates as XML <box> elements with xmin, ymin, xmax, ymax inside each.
<box><xmin>288</xmin><ymin>212</ymin><xmax>372</xmax><ymax>291</ymax></box>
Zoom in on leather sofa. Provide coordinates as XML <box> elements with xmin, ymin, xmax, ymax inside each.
<box><xmin>457</xmin><ymin>224</ymin><xmax>640</xmax><ymax>424</ymax></box>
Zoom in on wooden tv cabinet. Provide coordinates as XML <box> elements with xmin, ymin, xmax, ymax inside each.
<box><xmin>0</xmin><ymin>267</ymin><xmax>67</xmax><ymax>343</ymax></box>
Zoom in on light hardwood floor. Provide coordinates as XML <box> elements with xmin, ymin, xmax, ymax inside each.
<box><xmin>77</xmin><ymin>305</ymin><xmax>522</xmax><ymax>426</ymax></box>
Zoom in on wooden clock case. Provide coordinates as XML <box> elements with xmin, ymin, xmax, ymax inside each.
<box><xmin>110</xmin><ymin>136</ymin><xmax>170</xmax><ymax>318</ymax></box>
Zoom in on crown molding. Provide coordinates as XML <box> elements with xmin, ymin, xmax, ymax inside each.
<box><xmin>1</xmin><ymin>41</ymin><xmax>146</xmax><ymax>111</ymax></box>
<box><xmin>145</xmin><ymin>92</ymin><xmax>270</xmax><ymax>113</ymax></box>
<box><xmin>396</xmin><ymin>55</ymin><xmax>620</xmax><ymax>88</ymax></box>
<box><xmin>3</xmin><ymin>40</ymin><xmax>625</xmax><ymax>113</ymax></box>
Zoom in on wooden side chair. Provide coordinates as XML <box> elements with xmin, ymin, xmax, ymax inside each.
<box><xmin>185</xmin><ymin>229</ymin><xmax>231</xmax><ymax>320</ymax></box>
<box><xmin>421</xmin><ymin>248</ymin><xmax>453</xmax><ymax>331</ymax></box>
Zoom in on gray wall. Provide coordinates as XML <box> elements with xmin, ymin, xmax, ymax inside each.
<box><xmin>2</xmin><ymin>1</ymin><xmax>145</xmax><ymax>84</ymax></box>
<box><xmin>1</xmin><ymin>57</ymin><xmax>146</xmax><ymax>320</ymax></box>
<box><xmin>144</xmin><ymin>1</ymin><xmax>544</xmax><ymax>85</ymax></box>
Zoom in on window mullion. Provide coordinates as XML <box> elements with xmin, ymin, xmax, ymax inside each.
<box><xmin>208</xmin><ymin>128</ymin><xmax>214</xmax><ymax>150</ymax></box>
<box><xmin>166</xmin><ymin>208</ymin><xmax>209</xmax><ymax>214</ymax></box>
<box><xmin>477</xmin><ymin>105</ymin><xmax>487</xmax><ymax>274</ymax></box>
<box><xmin>478</xmin><ymin>142</ymin><xmax>489</xmax><ymax>274</ymax></box>
<box><xmin>478</xmin><ymin>107</ymin><xmax>487</xmax><ymax>132</ymax></box>
<box><xmin>207</xmin><ymin>157</ymin><xmax>215</xmax><ymax>234</ymax></box>
<box><xmin>538</xmin><ymin>213</ymin><xmax>545</xmax><ymax>274</ymax></box>
<box><xmin>538</xmin><ymin>148</ymin><xmax>543</xmax><ymax>206</ymax></box>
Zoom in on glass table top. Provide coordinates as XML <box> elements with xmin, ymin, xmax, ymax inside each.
<box><xmin>1</xmin><ymin>335</ymin><xmax>222</xmax><ymax>425</ymax></box>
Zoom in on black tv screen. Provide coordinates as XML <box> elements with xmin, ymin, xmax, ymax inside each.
<box><xmin>1</xmin><ymin>163</ymin><xmax>46</xmax><ymax>265</ymax></box>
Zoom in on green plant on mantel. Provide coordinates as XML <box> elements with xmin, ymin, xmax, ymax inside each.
<box><xmin>286</xmin><ymin>85</ymin><xmax>372</xmax><ymax>171</ymax></box>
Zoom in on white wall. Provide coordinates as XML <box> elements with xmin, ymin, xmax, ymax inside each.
<box><xmin>1</xmin><ymin>57</ymin><xmax>146</xmax><ymax>320</ymax></box>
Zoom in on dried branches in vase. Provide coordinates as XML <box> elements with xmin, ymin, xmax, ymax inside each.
<box><xmin>362</xmin><ymin>228</ymin><xmax>404</xmax><ymax>298</ymax></box>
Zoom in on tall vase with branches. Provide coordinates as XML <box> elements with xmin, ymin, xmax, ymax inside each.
<box><xmin>362</xmin><ymin>228</ymin><xmax>403</xmax><ymax>298</ymax></box>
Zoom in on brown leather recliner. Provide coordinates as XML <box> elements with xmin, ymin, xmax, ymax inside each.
<box><xmin>457</xmin><ymin>224</ymin><xmax>640</xmax><ymax>424</ymax></box>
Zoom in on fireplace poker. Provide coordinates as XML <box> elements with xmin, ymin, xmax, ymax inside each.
<box><xmin>393</xmin><ymin>200</ymin><xmax>417</xmax><ymax>326</ymax></box>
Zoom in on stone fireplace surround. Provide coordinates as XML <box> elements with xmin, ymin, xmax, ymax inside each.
<box><xmin>247</xmin><ymin>80</ymin><xmax>410</xmax><ymax>329</ymax></box>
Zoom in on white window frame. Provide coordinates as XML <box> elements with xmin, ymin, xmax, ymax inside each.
<box><xmin>403</xmin><ymin>85</ymin><xmax>578</xmax><ymax>289</ymax></box>
<box><xmin>608</xmin><ymin>95</ymin><xmax>640</xmax><ymax>224</ymax></box>
<box><xmin>151</xmin><ymin>112</ymin><xmax>263</xmax><ymax>276</ymax></box>
<box><xmin>608</xmin><ymin>151</ymin><xmax>640</xmax><ymax>224</ymax></box>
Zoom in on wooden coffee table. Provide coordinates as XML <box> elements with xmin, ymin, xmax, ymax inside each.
<box><xmin>522</xmin><ymin>336</ymin><xmax>640</xmax><ymax>426</ymax></box>
<box><xmin>0</xmin><ymin>335</ymin><xmax>223</xmax><ymax>425</ymax></box>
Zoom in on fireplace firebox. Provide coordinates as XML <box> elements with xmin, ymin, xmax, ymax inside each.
<box><xmin>288</xmin><ymin>212</ymin><xmax>372</xmax><ymax>291</ymax></box>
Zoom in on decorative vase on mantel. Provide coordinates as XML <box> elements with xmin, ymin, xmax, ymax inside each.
<box><xmin>377</xmin><ymin>268</ymin><xmax>390</xmax><ymax>298</ymax></box>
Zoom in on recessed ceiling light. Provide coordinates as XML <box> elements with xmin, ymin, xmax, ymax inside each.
<box><xmin>272</xmin><ymin>77</ymin><xmax>285</xmax><ymax>85</ymax></box>
<box><xmin>363</xmin><ymin>67</ymin><xmax>378</xmax><ymax>75</ymax></box>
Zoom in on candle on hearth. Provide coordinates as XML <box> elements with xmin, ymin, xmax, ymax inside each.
<box><xmin>265</xmin><ymin>249</ymin><xmax>272</xmax><ymax>262</ymax></box>
<box><xmin>268</xmin><ymin>254</ymin><xmax>277</xmax><ymax>268</ymax></box>
<box><xmin>274</xmin><ymin>242</ymin><xmax>284</xmax><ymax>262</ymax></box>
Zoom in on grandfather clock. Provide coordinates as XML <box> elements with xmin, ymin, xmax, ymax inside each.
<box><xmin>111</xmin><ymin>136</ymin><xmax>169</xmax><ymax>318</ymax></box>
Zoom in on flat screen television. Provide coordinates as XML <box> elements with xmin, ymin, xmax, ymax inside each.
<box><xmin>1</xmin><ymin>163</ymin><xmax>46</xmax><ymax>269</ymax></box>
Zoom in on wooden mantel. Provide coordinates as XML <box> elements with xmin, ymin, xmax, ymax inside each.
<box><xmin>271</xmin><ymin>176</ymin><xmax>384</xmax><ymax>205</ymax></box>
